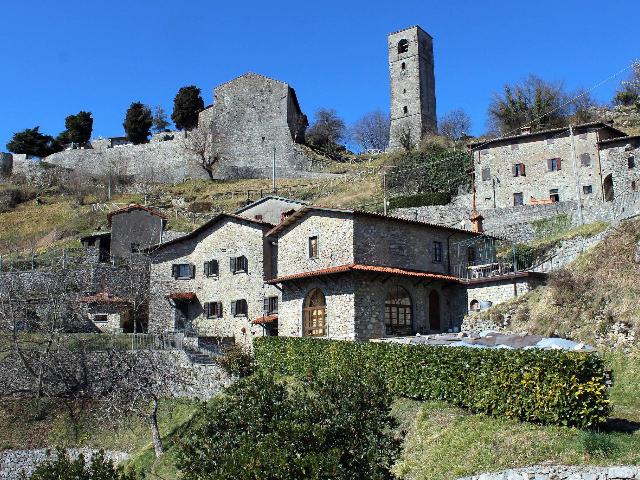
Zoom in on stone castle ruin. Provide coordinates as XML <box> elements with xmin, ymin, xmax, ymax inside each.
<box><xmin>9</xmin><ymin>73</ymin><xmax>315</xmax><ymax>183</ymax></box>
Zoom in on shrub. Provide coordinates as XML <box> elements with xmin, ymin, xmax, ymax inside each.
<box><xmin>215</xmin><ymin>343</ymin><xmax>256</xmax><ymax>377</ymax></box>
<box><xmin>27</xmin><ymin>448</ymin><xmax>136</xmax><ymax>480</ymax></box>
<box><xmin>254</xmin><ymin>337</ymin><xmax>611</xmax><ymax>428</ymax></box>
<box><xmin>177</xmin><ymin>369</ymin><xmax>401</xmax><ymax>479</ymax></box>
<box><xmin>389</xmin><ymin>192</ymin><xmax>451</xmax><ymax>209</ymax></box>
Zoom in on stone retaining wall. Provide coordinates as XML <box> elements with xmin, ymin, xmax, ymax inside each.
<box><xmin>0</xmin><ymin>448</ymin><xmax>129</xmax><ymax>480</ymax></box>
<box><xmin>457</xmin><ymin>465</ymin><xmax>640</xmax><ymax>479</ymax></box>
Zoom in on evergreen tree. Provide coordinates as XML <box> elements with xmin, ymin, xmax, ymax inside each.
<box><xmin>64</xmin><ymin>111</ymin><xmax>93</xmax><ymax>146</ymax></box>
<box><xmin>123</xmin><ymin>102</ymin><xmax>152</xmax><ymax>144</ymax></box>
<box><xmin>6</xmin><ymin>126</ymin><xmax>62</xmax><ymax>158</ymax></box>
<box><xmin>151</xmin><ymin>105</ymin><xmax>170</xmax><ymax>133</ymax></box>
<box><xmin>171</xmin><ymin>86</ymin><xmax>205</xmax><ymax>130</ymax></box>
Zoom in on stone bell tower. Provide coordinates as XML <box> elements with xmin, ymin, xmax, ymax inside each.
<box><xmin>388</xmin><ymin>25</ymin><xmax>437</xmax><ymax>150</ymax></box>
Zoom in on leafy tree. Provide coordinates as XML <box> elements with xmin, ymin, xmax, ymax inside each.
<box><xmin>306</xmin><ymin>108</ymin><xmax>346</xmax><ymax>156</ymax></box>
<box><xmin>387</xmin><ymin>141</ymin><xmax>472</xmax><ymax>195</ymax></box>
<box><xmin>438</xmin><ymin>108</ymin><xmax>472</xmax><ymax>145</ymax></box>
<box><xmin>171</xmin><ymin>86</ymin><xmax>205</xmax><ymax>130</ymax></box>
<box><xmin>123</xmin><ymin>102</ymin><xmax>152</xmax><ymax>144</ymax></box>
<box><xmin>177</xmin><ymin>368</ymin><xmax>401</xmax><ymax>480</ymax></box>
<box><xmin>151</xmin><ymin>105</ymin><xmax>171</xmax><ymax>133</ymax></box>
<box><xmin>350</xmin><ymin>110</ymin><xmax>390</xmax><ymax>152</ymax></box>
<box><xmin>6</xmin><ymin>127</ymin><xmax>62</xmax><ymax>158</ymax></box>
<box><xmin>28</xmin><ymin>448</ymin><xmax>137</xmax><ymax>480</ymax></box>
<box><xmin>64</xmin><ymin>111</ymin><xmax>93</xmax><ymax>146</ymax></box>
<box><xmin>613</xmin><ymin>62</ymin><xmax>640</xmax><ymax>107</ymax></box>
<box><xmin>488</xmin><ymin>75</ymin><xmax>571</xmax><ymax>134</ymax></box>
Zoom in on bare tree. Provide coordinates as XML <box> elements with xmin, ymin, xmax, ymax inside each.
<box><xmin>183</xmin><ymin>127</ymin><xmax>221</xmax><ymax>181</ymax></box>
<box><xmin>306</xmin><ymin>108</ymin><xmax>346</xmax><ymax>157</ymax></box>
<box><xmin>350</xmin><ymin>110</ymin><xmax>390</xmax><ymax>152</ymax></box>
<box><xmin>569</xmin><ymin>89</ymin><xmax>599</xmax><ymax>124</ymax></box>
<box><xmin>614</xmin><ymin>61</ymin><xmax>640</xmax><ymax>106</ymax></box>
<box><xmin>395</xmin><ymin>124</ymin><xmax>414</xmax><ymax>151</ymax></box>
<box><xmin>438</xmin><ymin>109</ymin><xmax>472</xmax><ymax>147</ymax></box>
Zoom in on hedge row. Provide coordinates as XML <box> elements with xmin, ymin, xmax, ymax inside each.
<box><xmin>388</xmin><ymin>192</ymin><xmax>452</xmax><ymax>209</ymax></box>
<box><xmin>254</xmin><ymin>337</ymin><xmax>611</xmax><ymax>428</ymax></box>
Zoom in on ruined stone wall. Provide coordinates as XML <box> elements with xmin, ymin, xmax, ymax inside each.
<box><xmin>473</xmin><ymin>127</ymin><xmax>609</xmax><ymax>210</ymax></box>
<box><xmin>457</xmin><ymin>465</ymin><xmax>640</xmax><ymax>480</ymax></box>
<box><xmin>600</xmin><ymin>136</ymin><xmax>640</xmax><ymax>198</ymax></box>
<box><xmin>149</xmin><ymin>218</ymin><xmax>278</xmax><ymax>345</ymax></box>
<box><xmin>207</xmin><ymin>73</ymin><xmax>313</xmax><ymax>178</ymax></box>
<box><xmin>0</xmin><ymin>153</ymin><xmax>12</xmax><ymax>176</ymax></box>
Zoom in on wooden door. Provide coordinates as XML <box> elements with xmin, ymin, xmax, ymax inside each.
<box><xmin>429</xmin><ymin>290</ymin><xmax>441</xmax><ymax>331</ymax></box>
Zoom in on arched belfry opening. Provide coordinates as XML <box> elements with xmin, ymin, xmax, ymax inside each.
<box><xmin>397</xmin><ymin>39</ymin><xmax>409</xmax><ymax>54</ymax></box>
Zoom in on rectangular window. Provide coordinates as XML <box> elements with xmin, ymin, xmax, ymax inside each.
<box><xmin>583</xmin><ymin>185</ymin><xmax>593</xmax><ymax>195</ymax></box>
<box><xmin>172</xmin><ymin>263</ymin><xmax>194</xmax><ymax>279</ymax></box>
<box><xmin>93</xmin><ymin>314</ymin><xmax>108</xmax><ymax>323</ymax></box>
<box><xmin>512</xmin><ymin>163</ymin><xmax>526</xmax><ymax>177</ymax></box>
<box><xmin>263</xmin><ymin>296</ymin><xmax>278</xmax><ymax>315</ymax></box>
<box><xmin>513</xmin><ymin>192</ymin><xmax>524</xmax><ymax>206</ymax></box>
<box><xmin>204</xmin><ymin>302</ymin><xmax>223</xmax><ymax>318</ymax></box>
<box><xmin>549</xmin><ymin>188</ymin><xmax>560</xmax><ymax>202</ymax></box>
<box><xmin>230</xmin><ymin>255</ymin><xmax>248</xmax><ymax>274</ymax></box>
<box><xmin>481</xmin><ymin>167</ymin><xmax>491</xmax><ymax>181</ymax></box>
<box><xmin>629</xmin><ymin>156</ymin><xmax>635</xmax><ymax>169</ymax></box>
<box><xmin>432</xmin><ymin>241</ymin><xmax>442</xmax><ymax>263</ymax></box>
<box><xmin>547</xmin><ymin>158</ymin><xmax>562</xmax><ymax>171</ymax></box>
<box><xmin>231</xmin><ymin>299</ymin><xmax>248</xmax><ymax>317</ymax></box>
<box><xmin>580</xmin><ymin>153</ymin><xmax>591</xmax><ymax>167</ymax></box>
<box><xmin>308</xmin><ymin>236</ymin><xmax>319</xmax><ymax>258</ymax></box>
<box><xmin>204</xmin><ymin>259</ymin><xmax>219</xmax><ymax>277</ymax></box>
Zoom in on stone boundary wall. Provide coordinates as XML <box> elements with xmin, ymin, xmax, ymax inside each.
<box><xmin>0</xmin><ymin>448</ymin><xmax>129</xmax><ymax>480</ymax></box>
<box><xmin>457</xmin><ymin>465</ymin><xmax>640</xmax><ymax>479</ymax></box>
<box><xmin>531</xmin><ymin>229</ymin><xmax>611</xmax><ymax>272</ymax></box>
<box><xmin>0</xmin><ymin>349</ymin><xmax>231</xmax><ymax>400</ymax></box>
<box><xmin>394</xmin><ymin>191</ymin><xmax>640</xmax><ymax>244</ymax></box>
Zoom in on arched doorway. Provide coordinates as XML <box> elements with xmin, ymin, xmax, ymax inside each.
<box><xmin>603</xmin><ymin>174</ymin><xmax>614</xmax><ymax>202</ymax></box>
<box><xmin>429</xmin><ymin>290</ymin><xmax>441</xmax><ymax>331</ymax></box>
<box><xmin>384</xmin><ymin>286</ymin><xmax>413</xmax><ymax>335</ymax></box>
<box><xmin>303</xmin><ymin>289</ymin><xmax>326</xmax><ymax>337</ymax></box>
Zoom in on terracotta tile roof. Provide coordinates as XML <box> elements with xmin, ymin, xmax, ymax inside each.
<box><xmin>107</xmin><ymin>204</ymin><xmax>167</xmax><ymax>224</ymax></box>
<box><xmin>266</xmin><ymin>263</ymin><xmax>459</xmax><ymax>284</ymax></box>
<box><xmin>166</xmin><ymin>292</ymin><xmax>197</xmax><ymax>301</ymax></box>
<box><xmin>81</xmin><ymin>291</ymin><xmax>132</xmax><ymax>304</ymax></box>
<box><xmin>252</xmin><ymin>314</ymin><xmax>278</xmax><ymax>325</ymax></box>
<box><xmin>266</xmin><ymin>206</ymin><xmax>485</xmax><ymax>238</ymax></box>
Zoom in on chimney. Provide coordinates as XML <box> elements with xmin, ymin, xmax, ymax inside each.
<box><xmin>520</xmin><ymin>126</ymin><xmax>532</xmax><ymax>135</ymax></box>
<box><xmin>470</xmin><ymin>209</ymin><xmax>484</xmax><ymax>234</ymax></box>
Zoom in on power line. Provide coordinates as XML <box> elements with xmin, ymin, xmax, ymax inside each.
<box><xmin>381</xmin><ymin>60</ymin><xmax>636</xmax><ymax>178</ymax></box>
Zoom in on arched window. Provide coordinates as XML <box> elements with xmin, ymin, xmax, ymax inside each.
<box><xmin>303</xmin><ymin>289</ymin><xmax>326</xmax><ymax>337</ymax></box>
<box><xmin>469</xmin><ymin>299</ymin><xmax>480</xmax><ymax>311</ymax></box>
<box><xmin>603</xmin><ymin>174</ymin><xmax>614</xmax><ymax>202</ymax></box>
<box><xmin>397</xmin><ymin>39</ymin><xmax>409</xmax><ymax>54</ymax></box>
<box><xmin>385</xmin><ymin>286</ymin><xmax>413</xmax><ymax>335</ymax></box>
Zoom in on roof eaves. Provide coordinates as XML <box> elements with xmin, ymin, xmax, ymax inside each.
<box><xmin>598</xmin><ymin>135</ymin><xmax>640</xmax><ymax>146</ymax></box>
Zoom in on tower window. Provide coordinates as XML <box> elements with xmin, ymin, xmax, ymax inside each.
<box><xmin>403</xmin><ymin>88</ymin><xmax>406</xmax><ymax>94</ymax></box>
<box><xmin>403</xmin><ymin>106</ymin><xmax>408</xmax><ymax>114</ymax></box>
<box><xmin>401</xmin><ymin>62</ymin><xmax>406</xmax><ymax>70</ymax></box>
<box><xmin>629</xmin><ymin>156</ymin><xmax>635</xmax><ymax>169</ymax></box>
<box><xmin>397</xmin><ymin>39</ymin><xmax>409</xmax><ymax>54</ymax></box>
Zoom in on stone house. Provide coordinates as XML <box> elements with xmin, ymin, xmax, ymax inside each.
<box><xmin>234</xmin><ymin>195</ymin><xmax>307</xmax><ymax>224</ymax></box>
<box><xmin>470</xmin><ymin>122</ymin><xmax>628</xmax><ymax>209</ymax></box>
<box><xmin>597</xmin><ymin>135</ymin><xmax>640</xmax><ymax>200</ymax></box>
<box><xmin>81</xmin><ymin>204</ymin><xmax>168</xmax><ymax>261</ymax></box>
<box><xmin>80</xmin><ymin>290</ymin><xmax>133</xmax><ymax>333</ymax></box>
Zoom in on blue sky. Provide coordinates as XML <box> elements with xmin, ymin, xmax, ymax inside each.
<box><xmin>1</xmin><ymin>0</ymin><xmax>637</xmax><ymax>149</ymax></box>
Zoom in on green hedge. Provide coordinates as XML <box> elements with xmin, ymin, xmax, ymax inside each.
<box><xmin>389</xmin><ymin>192</ymin><xmax>451</xmax><ymax>209</ymax></box>
<box><xmin>254</xmin><ymin>337</ymin><xmax>611</xmax><ymax>428</ymax></box>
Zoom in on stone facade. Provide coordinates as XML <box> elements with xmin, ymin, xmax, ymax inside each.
<box><xmin>598</xmin><ymin>135</ymin><xmax>640</xmax><ymax>200</ymax></box>
<box><xmin>270</xmin><ymin>208</ymin><xmax>488</xmax><ymax>339</ymax></box>
<box><xmin>0</xmin><ymin>152</ymin><xmax>12</xmax><ymax>176</ymax></box>
<box><xmin>148</xmin><ymin>215</ymin><xmax>279</xmax><ymax>345</ymax></box>
<box><xmin>109</xmin><ymin>205</ymin><xmax>167</xmax><ymax>259</ymax></box>
<box><xmin>472</xmin><ymin>123</ymin><xmax>626</xmax><ymax>210</ymax></box>
<box><xmin>388</xmin><ymin>26</ymin><xmax>437</xmax><ymax>150</ymax></box>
